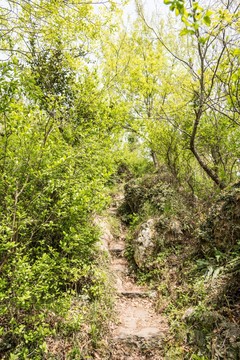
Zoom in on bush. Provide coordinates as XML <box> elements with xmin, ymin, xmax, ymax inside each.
<box><xmin>0</xmin><ymin>66</ymin><xmax>115</xmax><ymax>358</ymax></box>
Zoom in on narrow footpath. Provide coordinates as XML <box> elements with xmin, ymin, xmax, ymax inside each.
<box><xmin>96</xmin><ymin>197</ymin><xmax>169</xmax><ymax>359</ymax></box>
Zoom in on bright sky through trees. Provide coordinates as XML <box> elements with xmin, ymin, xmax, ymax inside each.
<box><xmin>123</xmin><ymin>0</ymin><xmax>169</xmax><ymax>25</ymax></box>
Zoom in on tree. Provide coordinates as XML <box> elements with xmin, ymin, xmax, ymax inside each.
<box><xmin>136</xmin><ymin>0</ymin><xmax>240</xmax><ymax>189</ymax></box>
<box><xmin>0</xmin><ymin>1</ymin><xmax>125</xmax><ymax>357</ymax></box>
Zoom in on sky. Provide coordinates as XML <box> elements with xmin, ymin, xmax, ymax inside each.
<box><xmin>122</xmin><ymin>0</ymin><xmax>169</xmax><ymax>25</ymax></box>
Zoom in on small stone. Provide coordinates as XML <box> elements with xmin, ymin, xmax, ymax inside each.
<box><xmin>182</xmin><ymin>307</ymin><xmax>195</xmax><ymax>321</ymax></box>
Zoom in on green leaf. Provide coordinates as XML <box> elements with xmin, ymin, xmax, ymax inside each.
<box><xmin>205</xmin><ymin>9</ymin><xmax>213</xmax><ymax>17</ymax></box>
<box><xmin>193</xmin><ymin>22</ymin><xmax>200</xmax><ymax>30</ymax></box>
<box><xmin>233</xmin><ymin>48</ymin><xmax>240</xmax><ymax>56</ymax></box>
<box><xmin>193</xmin><ymin>2</ymin><xmax>199</xmax><ymax>10</ymax></box>
<box><xmin>203</xmin><ymin>15</ymin><xmax>211</xmax><ymax>26</ymax></box>
<box><xmin>199</xmin><ymin>36</ymin><xmax>207</xmax><ymax>44</ymax></box>
<box><xmin>181</xmin><ymin>16</ymin><xmax>192</xmax><ymax>26</ymax></box>
<box><xmin>180</xmin><ymin>28</ymin><xmax>195</xmax><ymax>36</ymax></box>
<box><xmin>180</xmin><ymin>28</ymin><xmax>190</xmax><ymax>36</ymax></box>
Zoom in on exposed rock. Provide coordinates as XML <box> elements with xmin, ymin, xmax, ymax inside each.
<box><xmin>112</xmin><ymin>298</ymin><xmax>168</xmax><ymax>349</ymax></box>
<box><xmin>133</xmin><ymin>217</ymin><xmax>184</xmax><ymax>269</ymax></box>
<box><xmin>110</xmin><ymin>258</ymin><xmax>128</xmax><ymax>275</ymax></box>
<box><xmin>109</xmin><ymin>243</ymin><xmax>125</xmax><ymax>257</ymax></box>
<box><xmin>93</xmin><ymin>216</ymin><xmax>113</xmax><ymax>256</ymax></box>
<box><xmin>181</xmin><ymin>307</ymin><xmax>196</xmax><ymax>321</ymax></box>
<box><xmin>168</xmin><ymin>219</ymin><xmax>183</xmax><ymax>236</ymax></box>
<box><xmin>117</xmin><ymin>291</ymin><xmax>148</xmax><ymax>298</ymax></box>
<box><xmin>108</xmin><ymin>192</ymin><xmax>125</xmax><ymax>214</ymax></box>
<box><xmin>133</xmin><ymin>219</ymin><xmax>159</xmax><ymax>269</ymax></box>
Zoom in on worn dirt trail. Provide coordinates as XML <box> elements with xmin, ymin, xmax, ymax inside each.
<box><xmin>96</xmin><ymin>197</ymin><xmax>169</xmax><ymax>359</ymax></box>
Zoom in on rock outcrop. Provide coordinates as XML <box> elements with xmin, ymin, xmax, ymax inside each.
<box><xmin>133</xmin><ymin>217</ymin><xmax>183</xmax><ymax>269</ymax></box>
<box><xmin>93</xmin><ymin>216</ymin><xmax>113</xmax><ymax>256</ymax></box>
<box><xmin>133</xmin><ymin>219</ymin><xmax>159</xmax><ymax>269</ymax></box>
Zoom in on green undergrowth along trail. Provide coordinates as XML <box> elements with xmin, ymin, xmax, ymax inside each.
<box><xmin>118</xmin><ymin>170</ymin><xmax>240</xmax><ymax>360</ymax></box>
<box><xmin>0</xmin><ymin>26</ymin><xmax>119</xmax><ymax>360</ymax></box>
<box><xmin>0</xmin><ymin>92</ymin><xmax>117</xmax><ymax>358</ymax></box>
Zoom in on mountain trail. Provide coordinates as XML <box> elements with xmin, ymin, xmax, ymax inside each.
<box><xmin>95</xmin><ymin>195</ymin><xmax>169</xmax><ymax>359</ymax></box>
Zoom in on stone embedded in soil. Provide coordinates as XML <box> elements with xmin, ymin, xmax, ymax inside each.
<box><xmin>110</xmin><ymin>263</ymin><xmax>128</xmax><ymax>275</ymax></box>
<box><xmin>117</xmin><ymin>291</ymin><xmax>148</xmax><ymax>298</ymax></box>
<box><xmin>109</xmin><ymin>241</ymin><xmax>125</xmax><ymax>249</ymax></box>
<box><xmin>112</xmin><ymin>299</ymin><xmax>168</xmax><ymax>348</ymax></box>
<box><xmin>112</xmin><ymin>257</ymin><xmax>128</xmax><ymax>264</ymax></box>
<box><xmin>109</xmin><ymin>244</ymin><xmax>125</xmax><ymax>257</ymax></box>
<box><xmin>114</xmin><ymin>328</ymin><xmax>166</xmax><ymax>347</ymax></box>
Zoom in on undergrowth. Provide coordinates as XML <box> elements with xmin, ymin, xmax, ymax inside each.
<box><xmin>120</xmin><ymin>174</ymin><xmax>240</xmax><ymax>360</ymax></box>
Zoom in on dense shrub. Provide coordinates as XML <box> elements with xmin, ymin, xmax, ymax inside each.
<box><xmin>0</xmin><ymin>61</ymin><xmax>115</xmax><ymax>358</ymax></box>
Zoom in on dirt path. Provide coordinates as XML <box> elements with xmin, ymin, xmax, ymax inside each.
<box><xmin>95</xmin><ymin>198</ymin><xmax>169</xmax><ymax>359</ymax></box>
<box><xmin>108</xmin><ymin>224</ymin><xmax>168</xmax><ymax>359</ymax></box>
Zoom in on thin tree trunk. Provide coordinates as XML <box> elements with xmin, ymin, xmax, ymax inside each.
<box><xmin>151</xmin><ymin>150</ymin><xmax>159</xmax><ymax>169</ymax></box>
<box><xmin>190</xmin><ymin>111</ymin><xmax>226</xmax><ymax>189</ymax></box>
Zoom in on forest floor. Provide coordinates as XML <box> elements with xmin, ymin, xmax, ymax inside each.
<box><xmin>94</xmin><ymin>198</ymin><xmax>169</xmax><ymax>359</ymax></box>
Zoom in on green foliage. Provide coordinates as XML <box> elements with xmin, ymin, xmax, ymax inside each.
<box><xmin>118</xmin><ymin>174</ymin><xmax>181</xmax><ymax>226</ymax></box>
<box><xmin>0</xmin><ymin>87</ymin><xmax>113</xmax><ymax>357</ymax></box>
<box><xmin>118</xmin><ymin>173</ymin><xmax>239</xmax><ymax>359</ymax></box>
<box><xmin>199</xmin><ymin>181</ymin><xmax>240</xmax><ymax>252</ymax></box>
<box><xmin>0</xmin><ymin>3</ymin><xmax>123</xmax><ymax>357</ymax></box>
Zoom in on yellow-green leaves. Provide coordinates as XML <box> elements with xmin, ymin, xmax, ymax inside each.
<box><xmin>180</xmin><ymin>28</ymin><xmax>195</xmax><ymax>36</ymax></box>
<box><xmin>164</xmin><ymin>0</ymin><xmax>214</xmax><ymax>39</ymax></box>
<box><xmin>203</xmin><ymin>9</ymin><xmax>213</xmax><ymax>26</ymax></box>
